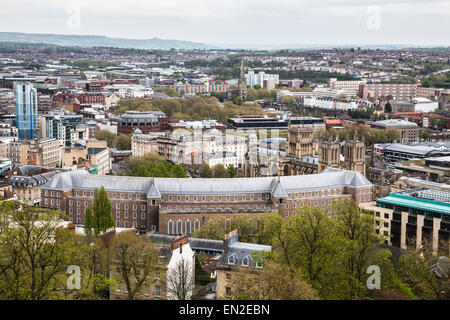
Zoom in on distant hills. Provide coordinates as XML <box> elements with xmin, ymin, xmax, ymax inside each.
<box><xmin>0</xmin><ymin>32</ymin><xmax>449</xmax><ymax>51</ymax></box>
<box><xmin>0</xmin><ymin>32</ymin><xmax>214</xmax><ymax>50</ymax></box>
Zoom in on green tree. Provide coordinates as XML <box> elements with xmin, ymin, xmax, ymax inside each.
<box><xmin>281</xmin><ymin>95</ymin><xmax>295</xmax><ymax>105</ymax></box>
<box><xmin>0</xmin><ymin>202</ymin><xmax>93</xmax><ymax>300</ymax></box>
<box><xmin>230</xmin><ymin>261</ymin><xmax>319</xmax><ymax>300</ymax></box>
<box><xmin>421</xmin><ymin>130</ymin><xmax>430</xmax><ymax>141</ymax></box>
<box><xmin>94</xmin><ymin>130</ymin><xmax>116</xmax><ymax>147</ymax></box>
<box><xmin>234</xmin><ymin>96</ymin><xmax>244</xmax><ymax>105</ymax></box>
<box><xmin>170</xmin><ymin>164</ymin><xmax>187</xmax><ymax>178</ymax></box>
<box><xmin>116</xmin><ymin>134</ymin><xmax>131</xmax><ymax>150</ymax></box>
<box><xmin>227</xmin><ymin>164</ymin><xmax>237</xmax><ymax>178</ymax></box>
<box><xmin>84</xmin><ymin>186</ymin><xmax>115</xmax><ymax>237</ymax></box>
<box><xmin>212</xmin><ymin>164</ymin><xmax>229</xmax><ymax>178</ymax></box>
<box><xmin>200</xmin><ymin>164</ymin><xmax>213</xmax><ymax>178</ymax></box>
<box><xmin>111</xmin><ymin>232</ymin><xmax>160</xmax><ymax>300</ymax></box>
<box><xmin>193</xmin><ymin>214</ymin><xmax>267</xmax><ymax>244</ymax></box>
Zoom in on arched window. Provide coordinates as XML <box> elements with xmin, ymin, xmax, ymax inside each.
<box><xmin>177</xmin><ymin>220</ymin><xmax>183</xmax><ymax>235</ymax></box>
<box><xmin>168</xmin><ymin>220</ymin><xmax>174</xmax><ymax>235</ymax></box>
<box><xmin>185</xmin><ymin>220</ymin><xmax>191</xmax><ymax>235</ymax></box>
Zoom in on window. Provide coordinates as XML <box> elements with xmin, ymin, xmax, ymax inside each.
<box><xmin>133</xmin><ymin>212</ymin><xmax>137</xmax><ymax>219</ymax></box>
<box><xmin>256</xmin><ymin>262</ymin><xmax>263</xmax><ymax>269</ymax></box>
<box><xmin>133</xmin><ymin>221</ymin><xmax>137</xmax><ymax>228</ymax></box>
<box><xmin>124</xmin><ymin>221</ymin><xmax>129</xmax><ymax>228</ymax></box>
<box><xmin>116</xmin><ymin>283</ymin><xmax>121</xmax><ymax>292</ymax></box>
<box><xmin>84</xmin><ymin>201</ymin><xmax>88</xmax><ymax>207</ymax></box>
<box><xmin>124</xmin><ymin>204</ymin><xmax>128</xmax><ymax>210</ymax></box>
<box><xmin>144</xmin><ymin>285</ymin><xmax>150</xmax><ymax>296</ymax></box>
<box><xmin>384</xmin><ymin>213</ymin><xmax>389</xmax><ymax>219</ymax></box>
<box><xmin>141</xmin><ymin>212</ymin><xmax>146</xmax><ymax>220</ymax></box>
<box><xmin>155</xmin><ymin>272</ymin><xmax>160</xmax><ymax>280</ymax></box>
<box><xmin>225</xmin><ymin>287</ymin><xmax>231</xmax><ymax>296</ymax></box>
<box><xmin>124</xmin><ymin>212</ymin><xmax>129</xmax><ymax>218</ymax></box>
<box><xmin>154</xmin><ymin>286</ymin><xmax>160</xmax><ymax>297</ymax></box>
<box><xmin>116</xmin><ymin>203</ymin><xmax>120</xmax><ymax>210</ymax></box>
<box><xmin>185</xmin><ymin>220</ymin><xmax>191</xmax><ymax>235</ymax></box>
<box><xmin>226</xmin><ymin>273</ymin><xmax>231</xmax><ymax>280</ymax></box>
<box><xmin>227</xmin><ymin>258</ymin><xmax>235</xmax><ymax>265</ymax></box>
<box><xmin>141</xmin><ymin>204</ymin><xmax>146</xmax><ymax>210</ymax></box>
<box><xmin>76</xmin><ymin>208</ymin><xmax>80</xmax><ymax>215</ymax></box>
<box><xmin>133</xmin><ymin>204</ymin><xmax>137</xmax><ymax>210</ymax></box>
<box><xmin>177</xmin><ymin>220</ymin><xmax>182</xmax><ymax>234</ymax></box>
<box><xmin>116</xmin><ymin>212</ymin><xmax>120</xmax><ymax>218</ymax></box>
<box><xmin>151</xmin><ymin>200</ymin><xmax>156</xmax><ymax>206</ymax></box>
<box><xmin>168</xmin><ymin>220</ymin><xmax>174</xmax><ymax>235</ymax></box>
<box><xmin>242</xmin><ymin>260</ymin><xmax>249</xmax><ymax>267</ymax></box>
<box><xmin>194</xmin><ymin>220</ymin><xmax>200</xmax><ymax>230</ymax></box>
<box><xmin>116</xmin><ymin>220</ymin><xmax>120</xmax><ymax>227</ymax></box>
<box><xmin>69</xmin><ymin>200</ymin><xmax>73</xmax><ymax>206</ymax></box>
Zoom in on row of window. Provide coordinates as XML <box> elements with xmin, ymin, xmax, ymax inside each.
<box><xmin>165</xmin><ymin>194</ymin><xmax>269</xmax><ymax>202</ymax></box>
<box><xmin>116</xmin><ymin>283</ymin><xmax>160</xmax><ymax>297</ymax></box>
<box><xmin>164</xmin><ymin>204</ymin><xmax>268</xmax><ymax>211</ymax></box>
<box><xmin>288</xmin><ymin>189</ymin><xmax>343</xmax><ymax>199</ymax></box>
<box><xmin>167</xmin><ymin>219</ymin><xmax>200</xmax><ymax>235</ymax></box>
<box><xmin>68</xmin><ymin>200</ymin><xmax>148</xmax><ymax>211</ymax></box>
<box><xmin>286</xmin><ymin>199</ymin><xmax>335</xmax><ymax>208</ymax></box>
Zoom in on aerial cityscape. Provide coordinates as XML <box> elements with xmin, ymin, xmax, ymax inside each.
<box><xmin>0</xmin><ymin>0</ymin><xmax>448</xmax><ymax>310</ymax></box>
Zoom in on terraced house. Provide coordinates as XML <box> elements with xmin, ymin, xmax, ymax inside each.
<box><xmin>40</xmin><ymin>168</ymin><xmax>373</xmax><ymax>234</ymax></box>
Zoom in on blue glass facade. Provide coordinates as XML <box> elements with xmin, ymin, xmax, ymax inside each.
<box><xmin>15</xmin><ymin>83</ymin><xmax>38</xmax><ymax>140</ymax></box>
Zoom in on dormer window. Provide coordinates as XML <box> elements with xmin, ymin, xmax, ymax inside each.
<box><xmin>227</xmin><ymin>258</ymin><xmax>235</xmax><ymax>265</ymax></box>
<box><xmin>256</xmin><ymin>262</ymin><xmax>263</xmax><ymax>269</ymax></box>
<box><xmin>242</xmin><ymin>260</ymin><xmax>249</xmax><ymax>267</ymax></box>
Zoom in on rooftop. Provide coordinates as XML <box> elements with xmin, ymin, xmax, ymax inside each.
<box><xmin>377</xmin><ymin>192</ymin><xmax>450</xmax><ymax>215</ymax></box>
<box><xmin>42</xmin><ymin>168</ymin><xmax>373</xmax><ymax>197</ymax></box>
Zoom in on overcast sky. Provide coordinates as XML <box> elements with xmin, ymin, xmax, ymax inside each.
<box><xmin>1</xmin><ymin>0</ymin><xmax>449</xmax><ymax>47</ymax></box>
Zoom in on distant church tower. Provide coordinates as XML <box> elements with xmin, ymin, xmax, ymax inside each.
<box><xmin>343</xmin><ymin>133</ymin><xmax>366</xmax><ymax>176</ymax></box>
<box><xmin>228</xmin><ymin>56</ymin><xmax>247</xmax><ymax>101</ymax></box>
<box><xmin>318</xmin><ymin>136</ymin><xmax>341</xmax><ymax>173</ymax></box>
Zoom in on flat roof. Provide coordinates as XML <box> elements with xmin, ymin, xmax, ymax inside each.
<box><xmin>377</xmin><ymin>193</ymin><xmax>450</xmax><ymax>215</ymax></box>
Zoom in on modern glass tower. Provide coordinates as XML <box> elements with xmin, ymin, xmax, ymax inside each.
<box><xmin>15</xmin><ymin>82</ymin><xmax>38</xmax><ymax>140</ymax></box>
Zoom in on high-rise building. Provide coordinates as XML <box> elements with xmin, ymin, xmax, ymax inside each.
<box><xmin>15</xmin><ymin>82</ymin><xmax>38</xmax><ymax>140</ymax></box>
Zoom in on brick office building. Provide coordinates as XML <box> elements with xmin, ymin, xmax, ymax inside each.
<box><xmin>117</xmin><ymin>111</ymin><xmax>169</xmax><ymax>134</ymax></box>
<box><xmin>41</xmin><ymin>168</ymin><xmax>373</xmax><ymax>234</ymax></box>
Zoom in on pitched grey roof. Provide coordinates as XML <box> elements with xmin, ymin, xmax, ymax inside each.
<box><xmin>270</xmin><ymin>177</ymin><xmax>288</xmax><ymax>198</ymax></box>
<box><xmin>222</xmin><ymin>241</ymin><xmax>271</xmax><ymax>268</ymax></box>
<box><xmin>42</xmin><ymin>168</ymin><xmax>373</xmax><ymax>195</ymax></box>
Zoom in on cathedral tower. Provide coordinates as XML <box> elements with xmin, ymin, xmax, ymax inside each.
<box><xmin>318</xmin><ymin>136</ymin><xmax>341</xmax><ymax>173</ymax></box>
<box><xmin>343</xmin><ymin>133</ymin><xmax>366</xmax><ymax>176</ymax></box>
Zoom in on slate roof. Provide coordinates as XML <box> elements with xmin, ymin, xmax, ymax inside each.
<box><xmin>221</xmin><ymin>238</ymin><xmax>271</xmax><ymax>269</ymax></box>
<box><xmin>148</xmin><ymin>234</ymin><xmax>224</xmax><ymax>253</ymax></box>
<box><xmin>42</xmin><ymin>168</ymin><xmax>373</xmax><ymax>196</ymax></box>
